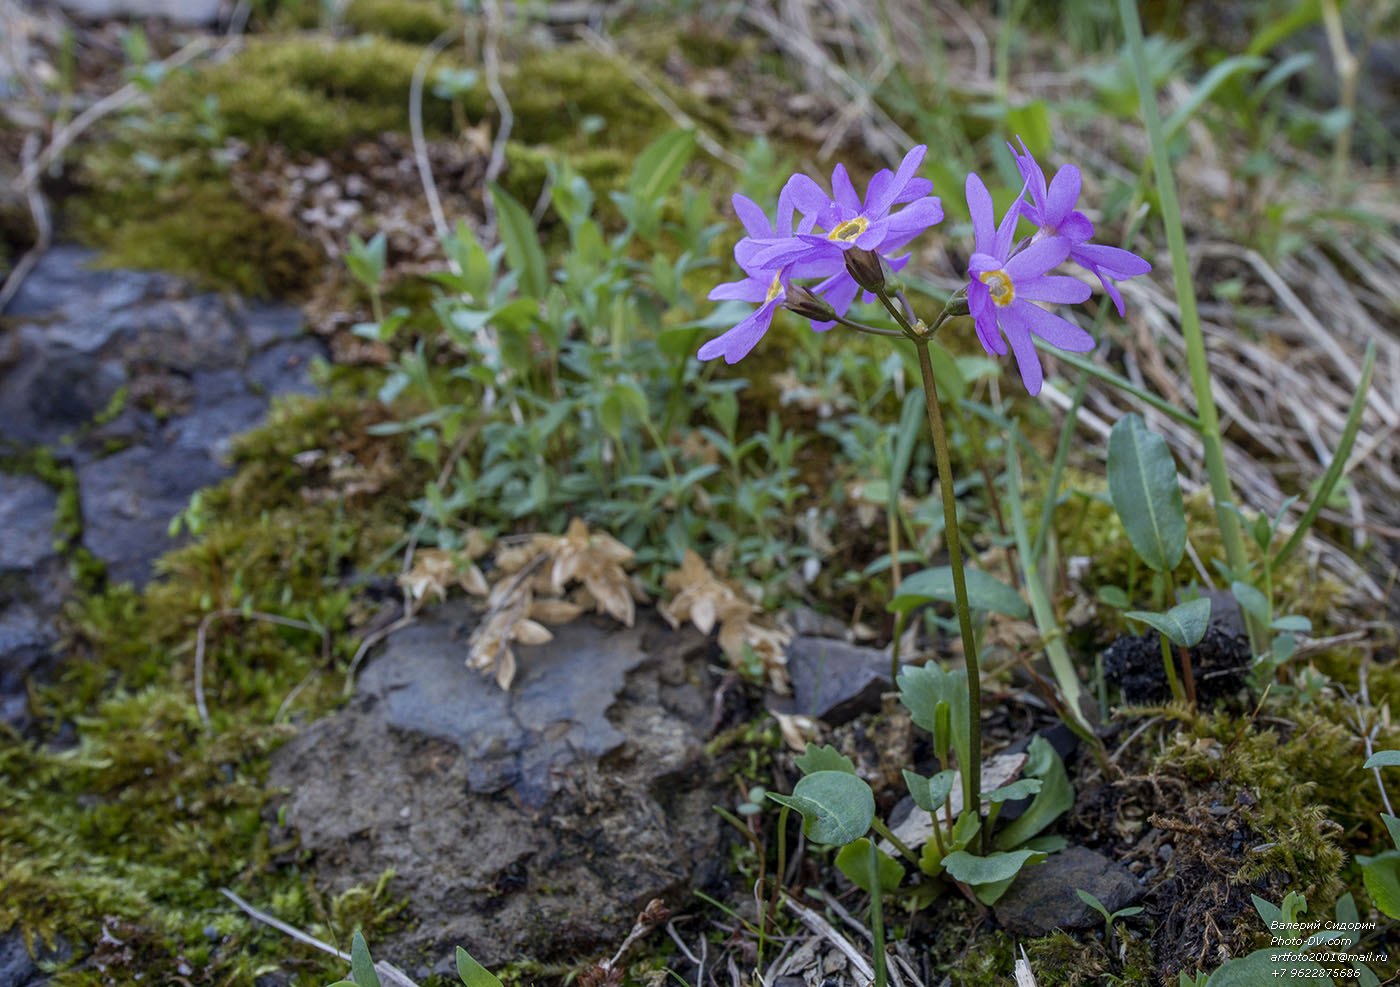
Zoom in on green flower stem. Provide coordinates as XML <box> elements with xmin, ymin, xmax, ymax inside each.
<box><xmin>870</xmin><ymin>817</ymin><xmax>919</xmax><ymax>866</ymax></box>
<box><xmin>1157</xmin><ymin>632</ymin><xmax>1185</xmax><ymax>705</ymax></box>
<box><xmin>1119</xmin><ymin>0</ymin><xmax>1252</xmax><ymax>621</ymax></box>
<box><xmin>869</xmin><ymin>836</ymin><xmax>888</xmax><ymax>987</ymax></box>
<box><xmin>1162</xmin><ymin>568</ymin><xmax>1197</xmax><ymax>707</ymax></box>
<box><xmin>912</xmin><ymin>336</ymin><xmax>984</xmax><ymax>838</ymax></box>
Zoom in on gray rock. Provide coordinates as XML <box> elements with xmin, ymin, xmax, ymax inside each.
<box><xmin>51</xmin><ymin>0</ymin><xmax>224</xmax><ymax>25</ymax></box>
<box><xmin>0</xmin><ymin>474</ymin><xmax>57</xmax><ymax>572</ymax></box>
<box><xmin>268</xmin><ymin>605</ymin><xmax>727</xmax><ymax>969</ymax></box>
<box><xmin>769</xmin><ymin>636</ymin><xmax>892</xmax><ymax>725</ymax></box>
<box><xmin>994</xmin><ymin>846</ymin><xmax>1142</xmax><ymax>936</ymax></box>
<box><xmin>1</xmin><ymin>246</ymin><xmax>323</xmax><ymax>588</ymax></box>
<box><xmin>0</xmin><ymin>927</ymin><xmax>66</xmax><ymax>986</ymax></box>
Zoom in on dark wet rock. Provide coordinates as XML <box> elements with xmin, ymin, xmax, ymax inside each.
<box><xmin>0</xmin><ymin>927</ymin><xmax>66</xmax><ymax>986</ymax></box>
<box><xmin>267</xmin><ymin>603</ymin><xmax>729</xmax><ymax>971</ymax></box>
<box><xmin>1</xmin><ymin>246</ymin><xmax>321</xmax><ymax>587</ymax></box>
<box><xmin>768</xmin><ymin>636</ymin><xmax>892</xmax><ymax>726</ymax></box>
<box><xmin>994</xmin><ymin>846</ymin><xmax>1142</xmax><ymax>936</ymax></box>
<box><xmin>0</xmin><ymin>474</ymin><xmax>67</xmax><ymax>729</ymax></box>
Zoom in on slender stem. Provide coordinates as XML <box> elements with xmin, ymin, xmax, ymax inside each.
<box><xmin>912</xmin><ymin>337</ymin><xmax>984</xmax><ymax>840</ymax></box>
<box><xmin>1119</xmin><ymin>0</ymin><xmax>1252</xmax><ymax>608</ymax></box>
<box><xmin>869</xmin><ymin>837</ymin><xmax>888</xmax><ymax>987</ymax></box>
<box><xmin>870</xmin><ymin>817</ymin><xmax>919</xmax><ymax>866</ymax></box>
<box><xmin>1044</xmin><ymin>345</ymin><xmax>1200</xmax><ymax>429</ymax></box>
<box><xmin>1157</xmin><ymin>632</ymin><xmax>1185</xmax><ymax>705</ymax></box>
<box><xmin>889</xmin><ymin>609</ymin><xmax>906</xmax><ymax>689</ymax></box>
<box><xmin>929</xmin><ymin>807</ymin><xmax>947</xmax><ymax>858</ymax></box>
<box><xmin>1162</xmin><ymin>569</ymin><xmax>1196</xmax><ymax>708</ymax></box>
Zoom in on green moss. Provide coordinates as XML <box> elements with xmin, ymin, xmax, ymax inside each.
<box><xmin>72</xmin><ymin>163</ymin><xmax>321</xmax><ymax>297</ymax></box>
<box><xmin>344</xmin><ymin>0</ymin><xmax>454</xmax><ymax>43</ymax></box>
<box><xmin>0</xmin><ymin>395</ymin><xmax>418</xmax><ymax>984</ymax></box>
<box><xmin>180</xmin><ymin>36</ymin><xmax>458</xmax><ymax>154</ymax></box>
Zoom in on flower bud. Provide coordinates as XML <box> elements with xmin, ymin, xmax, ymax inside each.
<box><xmin>945</xmin><ymin>293</ymin><xmax>971</xmax><ymax>317</ymax></box>
<box><xmin>784</xmin><ymin>285</ymin><xmax>837</xmax><ymax>323</ymax></box>
<box><xmin>844</xmin><ymin>247</ymin><xmax>886</xmax><ymax>293</ymax></box>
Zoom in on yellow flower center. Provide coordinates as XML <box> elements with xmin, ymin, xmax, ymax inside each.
<box><xmin>979</xmin><ymin>269</ymin><xmax>1015</xmax><ymax>307</ymax></box>
<box><xmin>828</xmin><ymin>216</ymin><xmax>870</xmax><ymax>242</ymax></box>
<box><xmin>765</xmin><ymin>272</ymin><xmax>784</xmax><ymax>303</ymax></box>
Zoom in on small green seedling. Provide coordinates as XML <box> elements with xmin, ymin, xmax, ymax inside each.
<box><xmin>1074</xmin><ymin>888</ymin><xmax>1143</xmax><ymax>950</ymax></box>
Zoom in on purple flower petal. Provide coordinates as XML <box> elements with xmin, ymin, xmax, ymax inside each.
<box><xmin>697</xmin><ymin>296</ymin><xmax>783</xmax><ymax>364</ymax></box>
<box><xmin>885</xmin><ymin>197</ymin><xmax>944</xmax><ymax>232</ymax></box>
<box><xmin>993</xmin><ymin>182</ymin><xmax>1026</xmax><ymax>260</ymax></box>
<box><xmin>831</xmin><ymin>164</ymin><xmax>861</xmax><ymax>213</ymax></box>
<box><xmin>1059</xmin><ymin>212</ymin><xmax>1095</xmax><ymax>243</ymax></box>
<box><xmin>967</xmin><ymin>279</ymin><xmax>1007</xmax><ymax>356</ymax></box>
<box><xmin>1005</xmin><ymin>299</ymin><xmax>1096</xmax><ymax>352</ymax></box>
<box><xmin>1002</xmin><ymin>320</ymin><xmax>1044</xmax><ymax>395</ymax></box>
<box><xmin>1015</xmin><ymin>274</ymin><xmax>1092</xmax><ymax>305</ymax></box>
<box><xmin>965</xmin><ymin>172</ymin><xmax>996</xmax><ymax>257</ymax></box>
<box><xmin>732</xmin><ymin>194</ymin><xmax>773</xmax><ymax>240</ymax></box>
<box><xmin>1072</xmin><ymin>242</ymin><xmax>1152</xmax><ymax>279</ymax></box>
<box><xmin>894</xmin><ymin>178</ymin><xmax>935</xmax><ymax>204</ymax></box>
<box><xmin>815</xmin><ymin>270</ymin><xmax>861</xmax><ymax>317</ymax></box>
<box><xmin>1043</xmin><ymin>165</ymin><xmax>1081</xmax><ymax>230</ymax></box>
<box><xmin>708</xmin><ymin>277</ymin><xmax>771</xmax><ymax>303</ymax></box>
<box><xmin>783</xmin><ymin>173</ymin><xmax>833</xmax><ymax>218</ymax></box>
<box><xmin>1003</xmin><ymin>236</ymin><xmax>1070</xmax><ymax>280</ymax></box>
<box><xmin>868</xmin><ymin>145</ymin><xmax>927</xmax><ymax>216</ymax></box>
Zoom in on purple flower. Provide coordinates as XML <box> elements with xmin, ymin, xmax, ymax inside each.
<box><xmin>1008</xmin><ymin>138</ymin><xmax>1151</xmax><ymax>317</ymax></box>
<box><xmin>751</xmin><ymin>145</ymin><xmax>944</xmax><ymax>276</ymax></box>
<box><xmin>699</xmin><ymin>190</ymin><xmax>843</xmax><ymax>364</ymax></box>
<box><xmin>965</xmin><ymin>172</ymin><xmax>1094</xmax><ymax>396</ymax></box>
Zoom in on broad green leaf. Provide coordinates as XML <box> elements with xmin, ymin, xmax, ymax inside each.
<box><xmin>796</xmin><ymin>743</ymin><xmax>857</xmax><ymax>776</ymax></box>
<box><xmin>1126</xmin><ymin>597</ymin><xmax>1212</xmax><ymax>649</ymax></box>
<box><xmin>889</xmin><ymin>566</ymin><xmax>1029</xmax><ymax>619</ymax></box>
<box><xmin>1107</xmin><ymin>413</ymin><xmax>1186</xmax><ymax>573</ymax></box>
<box><xmin>1204</xmin><ymin>948</ymin><xmax>1331</xmax><ymax>986</ymax></box>
<box><xmin>489</xmin><ymin>184</ymin><xmax>548</xmax><ymax>299</ymax></box>
<box><xmin>1230</xmin><ymin>581</ymin><xmax>1269</xmax><ymax>624</ymax></box>
<box><xmin>888</xmin><ymin>389</ymin><xmax>923</xmax><ymax>499</ymax></box>
<box><xmin>350</xmin><ymin>931</ymin><xmax>381</xmax><ymax>987</ymax></box>
<box><xmin>1363</xmin><ymin>750</ymin><xmax>1400</xmax><ymax>770</ymax></box>
<box><xmin>985</xmin><ymin>778</ymin><xmax>1042</xmax><ymax>803</ymax></box>
<box><xmin>897</xmin><ymin>664</ymin><xmax>971</xmax><ymax>801</ymax></box>
<box><xmin>904</xmin><ymin>769</ymin><xmax>955</xmax><ymax>813</ymax></box>
<box><xmin>629</xmin><ymin>129</ymin><xmax>697</xmax><ymax>206</ymax></box>
<box><xmin>1271</xmin><ymin>615</ymin><xmax>1311</xmax><ymax>633</ymax></box>
<box><xmin>1250</xmin><ymin>893</ymin><xmax>1283</xmax><ymax>929</ymax></box>
<box><xmin>1358</xmin><ymin>850</ymin><xmax>1400</xmax><ymax>919</ymax></box>
<box><xmin>1097</xmin><ymin>585</ymin><xmax>1130</xmax><ymax>609</ymax></box>
<box><xmin>995</xmin><ymin>736</ymin><xmax>1074</xmax><ymax>850</ymax></box>
<box><xmin>766</xmin><ymin>770</ymin><xmax>874</xmax><ymax>846</ymax></box>
<box><xmin>942</xmin><ymin>848</ymin><xmax>1045</xmax><ymax>903</ymax></box>
<box><xmin>456</xmin><ymin>946</ymin><xmax>505</xmax><ymax>987</ymax></box>
<box><xmin>1005</xmin><ymin>99</ymin><xmax>1052</xmax><ymax>151</ymax></box>
<box><xmin>835</xmin><ymin>838</ymin><xmax>905</xmax><ymax>895</ymax></box>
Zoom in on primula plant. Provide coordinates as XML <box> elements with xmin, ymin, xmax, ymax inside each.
<box><xmin>700</xmin><ymin>138</ymin><xmax>1151</xmax><ymax>987</ymax></box>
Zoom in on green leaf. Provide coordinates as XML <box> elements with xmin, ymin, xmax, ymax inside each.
<box><xmin>995</xmin><ymin>736</ymin><xmax>1074</xmax><ymax>850</ymax></box>
<box><xmin>1005</xmin><ymin>100</ymin><xmax>1052</xmax><ymax>152</ymax></box>
<box><xmin>629</xmin><ymin>129</ymin><xmax>697</xmax><ymax>206</ymax></box>
<box><xmin>985</xmin><ymin>778</ymin><xmax>1042</xmax><ymax>803</ymax></box>
<box><xmin>1270</xmin><ymin>614</ymin><xmax>1311</xmax><ymax>633</ymax></box>
<box><xmin>1380</xmin><ymin>813</ymin><xmax>1400</xmax><ymax>850</ymax></box>
<box><xmin>1251</xmin><ymin>893</ymin><xmax>1283</xmax><ymax>929</ymax></box>
<box><xmin>888</xmin><ymin>389</ymin><xmax>922</xmax><ymax>499</ymax></box>
<box><xmin>1230</xmin><ymin>581</ymin><xmax>1269</xmax><ymax>625</ymax></box>
<box><xmin>835</xmin><ymin>838</ymin><xmax>905</xmax><ymax>895</ymax></box>
<box><xmin>489</xmin><ymin>183</ymin><xmax>549</xmax><ymax>299</ymax></box>
<box><xmin>796</xmin><ymin>743</ymin><xmax>857</xmax><ymax>776</ymax></box>
<box><xmin>1096</xmin><ymin>585</ymin><xmax>1130</xmax><ymax>609</ymax></box>
<box><xmin>942</xmin><ymin>849</ymin><xmax>1045</xmax><ymax>903</ymax></box>
<box><xmin>889</xmin><ymin>566</ymin><xmax>1029</xmax><ymax>618</ymax></box>
<box><xmin>1075</xmin><ymin>888</ymin><xmax>1111</xmax><ymax>921</ymax></box>
<box><xmin>766</xmin><ymin>771</ymin><xmax>874</xmax><ymax>846</ymax></box>
<box><xmin>1126</xmin><ymin>597</ymin><xmax>1212</xmax><ymax>649</ymax></box>
<box><xmin>897</xmin><ymin>664</ymin><xmax>971</xmax><ymax>799</ymax></box>
<box><xmin>904</xmin><ymin>769</ymin><xmax>955</xmax><ymax>813</ymax></box>
<box><xmin>1163</xmin><ymin>55</ymin><xmax>1268</xmax><ymax>138</ymax></box>
<box><xmin>1363</xmin><ymin>750</ymin><xmax>1400</xmax><ymax>770</ymax></box>
<box><xmin>1358</xmin><ymin>850</ymin><xmax>1400</xmax><ymax>919</ymax></box>
<box><xmin>1204</xmin><ymin>948</ymin><xmax>1331</xmax><ymax>986</ymax></box>
<box><xmin>456</xmin><ymin>946</ymin><xmax>505</xmax><ymax>987</ymax></box>
<box><xmin>349</xmin><ymin>931</ymin><xmax>381</xmax><ymax>987</ymax></box>
<box><xmin>1107</xmin><ymin>413</ymin><xmax>1187</xmax><ymax>573</ymax></box>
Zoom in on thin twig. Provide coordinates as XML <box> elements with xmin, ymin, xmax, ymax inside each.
<box><xmin>782</xmin><ymin>894</ymin><xmax>876</xmax><ymax>985</ymax></box>
<box><xmin>219</xmin><ymin>888</ymin><xmax>422</xmax><ymax>987</ymax></box>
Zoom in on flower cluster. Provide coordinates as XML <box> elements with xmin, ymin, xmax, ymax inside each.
<box><xmin>701</xmin><ymin>138</ymin><xmax>1152</xmax><ymax>395</ymax></box>
<box><xmin>700</xmin><ymin>145</ymin><xmax>943</xmax><ymax>364</ymax></box>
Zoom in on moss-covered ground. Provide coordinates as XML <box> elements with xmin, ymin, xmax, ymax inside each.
<box><xmin>3</xmin><ymin>3</ymin><xmax>1397</xmax><ymax>985</ymax></box>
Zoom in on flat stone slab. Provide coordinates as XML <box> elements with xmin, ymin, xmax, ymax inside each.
<box><xmin>0</xmin><ymin>474</ymin><xmax>57</xmax><ymax>572</ymax></box>
<box><xmin>768</xmin><ymin>636</ymin><xmax>893</xmax><ymax>725</ymax></box>
<box><xmin>268</xmin><ymin>604</ymin><xmax>729</xmax><ymax>973</ymax></box>
<box><xmin>994</xmin><ymin>845</ymin><xmax>1143</xmax><ymax>936</ymax></box>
